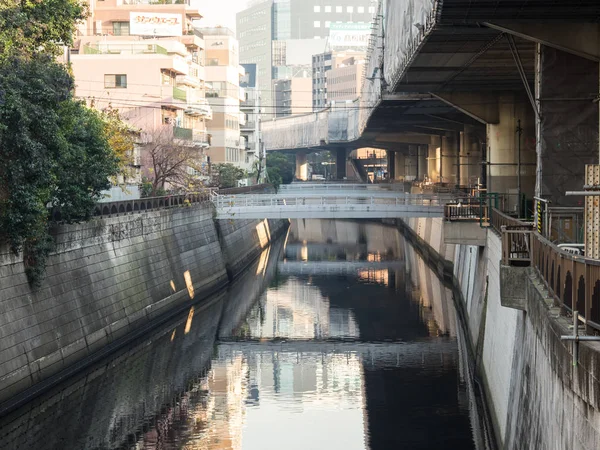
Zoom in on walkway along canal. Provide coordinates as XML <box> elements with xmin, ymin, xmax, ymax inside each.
<box><xmin>0</xmin><ymin>219</ymin><xmax>493</xmax><ymax>449</ymax></box>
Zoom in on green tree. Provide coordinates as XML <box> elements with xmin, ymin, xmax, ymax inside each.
<box><xmin>0</xmin><ymin>1</ymin><xmax>120</xmax><ymax>286</ymax></box>
<box><xmin>214</xmin><ymin>163</ymin><xmax>247</xmax><ymax>188</ymax></box>
<box><xmin>266</xmin><ymin>153</ymin><xmax>294</xmax><ymax>189</ymax></box>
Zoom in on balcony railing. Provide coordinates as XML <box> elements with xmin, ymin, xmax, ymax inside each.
<box><xmin>173</xmin><ymin>126</ymin><xmax>193</xmax><ymax>140</ymax></box>
<box><xmin>241</xmin><ymin>121</ymin><xmax>256</xmax><ymax>130</ymax></box>
<box><xmin>83</xmin><ymin>43</ymin><xmax>168</xmax><ymax>55</ymax></box>
<box><xmin>173</xmin><ymin>86</ymin><xmax>187</xmax><ymax>102</ymax></box>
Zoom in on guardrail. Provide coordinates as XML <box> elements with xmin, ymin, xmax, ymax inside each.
<box><xmin>532</xmin><ymin>233</ymin><xmax>600</xmax><ymax>333</ymax></box>
<box><xmin>212</xmin><ymin>193</ymin><xmax>447</xmax><ymax>209</ymax></box>
<box><xmin>494</xmin><ymin>207</ymin><xmax>600</xmax><ymax>333</ymax></box>
<box><xmin>491</xmin><ymin>207</ymin><xmax>528</xmax><ymax>232</ymax></box>
<box><xmin>444</xmin><ymin>202</ymin><xmax>489</xmax><ymax>223</ymax></box>
<box><xmin>48</xmin><ymin>184</ymin><xmax>273</xmax><ymax>221</ymax></box>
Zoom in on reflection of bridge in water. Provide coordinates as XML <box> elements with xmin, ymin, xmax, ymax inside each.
<box><xmin>277</xmin><ymin>260</ymin><xmax>405</xmax><ymax>276</ymax></box>
<box><xmin>217</xmin><ymin>339</ymin><xmax>457</xmax><ymax>366</ymax></box>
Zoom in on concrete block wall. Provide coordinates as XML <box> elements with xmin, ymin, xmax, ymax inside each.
<box><xmin>0</xmin><ymin>204</ymin><xmax>287</xmax><ymax>407</ymax></box>
<box><xmin>217</xmin><ymin>218</ymin><xmax>288</xmax><ymax>279</ymax></box>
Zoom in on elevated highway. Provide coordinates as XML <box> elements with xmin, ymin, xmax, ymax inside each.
<box><xmin>262</xmin><ymin>0</ymin><xmax>600</xmax><ymax>211</ymax></box>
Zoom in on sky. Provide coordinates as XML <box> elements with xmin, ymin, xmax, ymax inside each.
<box><xmin>194</xmin><ymin>0</ymin><xmax>249</xmax><ymax>32</ymax></box>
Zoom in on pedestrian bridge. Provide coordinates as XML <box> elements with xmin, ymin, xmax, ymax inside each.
<box><xmin>211</xmin><ymin>191</ymin><xmax>446</xmax><ymax>219</ymax></box>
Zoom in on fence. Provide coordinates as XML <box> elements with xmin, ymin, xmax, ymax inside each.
<box><xmin>444</xmin><ymin>202</ymin><xmax>489</xmax><ymax>223</ymax></box>
<box><xmin>493</xmin><ymin>207</ymin><xmax>600</xmax><ymax>333</ymax></box>
<box><xmin>531</xmin><ymin>233</ymin><xmax>600</xmax><ymax>333</ymax></box>
<box><xmin>48</xmin><ymin>185</ymin><xmax>272</xmax><ymax>221</ymax></box>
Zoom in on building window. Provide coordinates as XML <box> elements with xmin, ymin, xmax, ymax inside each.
<box><xmin>104</xmin><ymin>74</ymin><xmax>127</xmax><ymax>88</ymax></box>
<box><xmin>314</xmin><ymin>21</ymin><xmax>321</xmax><ymax>27</ymax></box>
<box><xmin>112</xmin><ymin>21</ymin><xmax>130</xmax><ymax>36</ymax></box>
<box><xmin>325</xmin><ymin>21</ymin><xmax>330</xmax><ymax>27</ymax></box>
<box><xmin>369</xmin><ymin>6</ymin><xmax>375</xmax><ymax>13</ymax></box>
<box><xmin>325</xmin><ymin>5</ymin><xmax>331</xmax><ymax>12</ymax></box>
<box><xmin>336</xmin><ymin>6</ymin><xmax>342</xmax><ymax>12</ymax></box>
<box><xmin>314</xmin><ymin>5</ymin><xmax>320</xmax><ymax>12</ymax></box>
<box><xmin>358</xmin><ymin>6</ymin><xmax>364</xmax><ymax>13</ymax></box>
<box><xmin>346</xmin><ymin>6</ymin><xmax>353</xmax><ymax>13</ymax></box>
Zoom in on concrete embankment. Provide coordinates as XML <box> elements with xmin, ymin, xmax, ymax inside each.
<box><xmin>0</xmin><ymin>203</ymin><xmax>287</xmax><ymax>410</ymax></box>
<box><xmin>398</xmin><ymin>217</ymin><xmax>600</xmax><ymax>450</ymax></box>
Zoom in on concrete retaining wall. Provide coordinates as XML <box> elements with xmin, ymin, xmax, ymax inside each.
<box><xmin>0</xmin><ymin>204</ymin><xmax>287</xmax><ymax>408</ymax></box>
<box><xmin>400</xmin><ymin>217</ymin><xmax>600</xmax><ymax>450</ymax></box>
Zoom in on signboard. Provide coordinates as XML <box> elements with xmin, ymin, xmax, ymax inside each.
<box><xmin>129</xmin><ymin>12</ymin><xmax>183</xmax><ymax>37</ymax></box>
<box><xmin>329</xmin><ymin>23</ymin><xmax>371</xmax><ymax>48</ymax></box>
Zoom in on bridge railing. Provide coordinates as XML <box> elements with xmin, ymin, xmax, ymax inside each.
<box><xmin>212</xmin><ymin>193</ymin><xmax>448</xmax><ymax>209</ymax></box>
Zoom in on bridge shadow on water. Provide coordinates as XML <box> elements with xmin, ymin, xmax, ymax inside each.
<box><xmin>0</xmin><ymin>219</ymin><xmax>492</xmax><ymax>450</ymax></box>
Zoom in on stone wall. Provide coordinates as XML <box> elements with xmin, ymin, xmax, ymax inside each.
<box><xmin>399</xmin><ymin>217</ymin><xmax>600</xmax><ymax>450</ymax></box>
<box><xmin>0</xmin><ymin>204</ymin><xmax>287</xmax><ymax>408</ymax></box>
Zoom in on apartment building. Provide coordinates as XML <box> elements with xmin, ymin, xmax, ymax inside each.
<box><xmin>312</xmin><ymin>49</ymin><xmax>365</xmax><ymax>109</ymax></box>
<box><xmin>327</xmin><ymin>55</ymin><xmax>365</xmax><ymax>105</ymax></box>
<box><xmin>201</xmin><ymin>27</ymin><xmax>247</xmax><ymax>169</ymax></box>
<box><xmin>240</xmin><ymin>64</ymin><xmax>261</xmax><ymax>168</ymax></box>
<box><xmin>71</xmin><ymin>0</ymin><xmax>212</xmax><ymax>188</ymax></box>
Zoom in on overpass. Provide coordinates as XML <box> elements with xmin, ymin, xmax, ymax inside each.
<box><xmin>261</xmin><ymin>0</ymin><xmax>600</xmax><ymax>212</ymax></box>
<box><xmin>211</xmin><ymin>191</ymin><xmax>446</xmax><ymax>219</ymax></box>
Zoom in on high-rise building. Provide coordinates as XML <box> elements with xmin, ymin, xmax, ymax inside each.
<box><xmin>71</xmin><ymin>0</ymin><xmax>212</xmax><ymax>190</ymax></box>
<box><xmin>237</xmin><ymin>0</ymin><xmax>375</xmax><ymax>116</ymax></box>
<box><xmin>274</xmin><ymin>77</ymin><xmax>312</xmax><ymax>117</ymax></box>
<box><xmin>201</xmin><ymin>27</ymin><xmax>248</xmax><ymax>169</ymax></box>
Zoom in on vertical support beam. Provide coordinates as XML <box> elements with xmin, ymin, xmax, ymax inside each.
<box><xmin>429</xmin><ymin>136</ymin><xmax>441</xmax><ymax>182</ymax></box>
<box><xmin>295</xmin><ymin>151</ymin><xmax>308</xmax><ymax>181</ymax></box>
<box><xmin>417</xmin><ymin>145</ymin><xmax>428</xmax><ymax>181</ymax></box>
<box><xmin>388</xmin><ymin>151</ymin><xmax>396</xmax><ymax>180</ymax></box>
<box><xmin>335</xmin><ymin>148</ymin><xmax>347</xmax><ymax>180</ymax></box>
<box><xmin>535</xmin><ymin>43</ymin><xmax>543</xmax><ymax>225</ymax></box>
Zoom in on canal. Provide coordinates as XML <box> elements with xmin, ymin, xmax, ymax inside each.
<box><xmin>0</xmin><ymin>219</ymin><xmax>492</xmax><ymax>450</ymax></box>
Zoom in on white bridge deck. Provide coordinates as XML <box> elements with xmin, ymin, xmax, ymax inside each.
<box><xmin>211</xmin><ymin>191</ymin><xmax>447</xmax><ymax>219</ymax></box>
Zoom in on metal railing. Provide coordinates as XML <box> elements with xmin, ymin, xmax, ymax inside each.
<box><xmin>491</xmin><ymin>207</ymin><xmax>528</xmax><ymax>232</ymax></box>
<box><xmin>494</xmin><ymin>208</ymin><xmax>600</xmax><ymax>333</ymax></box>
<box><xmin>444</xmin><ymin>202</ymin><xmax>489</xmax><ymax>223</ymax></box>
<box><xmin>531</xmin><ymin>233</ymin><xmax>600</xmax><ymax>333</ymax></box>
<box><xmin>91</xmin><ymin>192</ymin><xmax>213</xmax><ymax>219</ymax></box>
<box><xmin>211</xmin><ymin>193</ymin><xmax>448</xmax><ymax>209</ymax></box>
<box><xmin>83</xmin><ymin>43</ymin><xmax>168</xmax><ymax>55</ymax></box>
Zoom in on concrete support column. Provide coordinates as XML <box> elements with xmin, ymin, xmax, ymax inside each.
<box><xmin>295</xmin><ymin>151</ymin><xmax>308</xmax><ymax>181</ymax></box>
<box><xmin>405</xmin><ymin>145</ymin><xmax>418</xmax><ymax>181</ymax></box>
<box><xmin>417</xmin><ymin>145</ymin><xmax>428</xmax><ymax>180</ymax></box>
<box><xmin>442</xmin><ymin>133</ymin><xmax>458</xmax><ymax>185</ymax></box>
<box><xmin>487</xmin><ymin>93</ymin><xmax>536</xmax><ymax>201</ymax></box>
<box><xmin>428</xmin><ymin>136</ymin><xmax>441</xmax><ymax>182</ymax></box>
<box><xmin>387</xmin><ymin>151</ymin><xmax>395</xmax><ymax>180</ymax></box>
<box><xmin>460</xmin><ymin>125</ymin><xmax>482</xmax><ymax>187</ymax></box>
<box><xmin>395</xmin><ymin>152</ymin><xmax>406</xmax><ymax>181</ymax></box>
<box><xmin>335</xmin><ymin>148</ymin><xmax>347</xmax><ymax>180</ymax></box>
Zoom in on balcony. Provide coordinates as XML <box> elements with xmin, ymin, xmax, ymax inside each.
<box><xmin>185</xmin><ymin>99</ymin><xmax>212</xmax><ymax>119</ymax></box>
<box><xmin>173</xmin><ymin>127</ymin><xmax>210</xmax><ymax>147</ymax></box>
<box><xmin>241</xmin><ymin>98</ymin><xmax>257</xmax><ymax>108</ymax></box>
<box><xmin>173</xmin><ymin>126</ymin><xmax>192</xmax><ymax>140</ymax></box>
<box><xmin>241</xmin><ymin>121</ymin><xmax>256</xmax><ymax>131</ymax></box>
<box><xmin>173</xmin><ymin>86</ymin><xmax>187</xmax><ymax>102</ymax></box>
<box><xmin>83</xmin><ymin>43</ymin><xmax>168</xmax><ymax>55</ymax></box>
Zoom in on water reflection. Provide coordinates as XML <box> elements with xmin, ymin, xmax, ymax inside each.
<box><xmin>0</xmin><ymin>219</ymin><xmax>486</xmax><ymax>450</ymax></box>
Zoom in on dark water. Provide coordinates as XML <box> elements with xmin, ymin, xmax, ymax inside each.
<box><xmin>0</xmin><ymin>220</ymin><xmax>489</xmax><ymax>450</ymax></box>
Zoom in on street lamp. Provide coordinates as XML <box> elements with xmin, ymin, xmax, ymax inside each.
<box><xmin>321</xmin><ymin>161</ymin><xmax>334</xmax><ymax>180</ymax></box>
